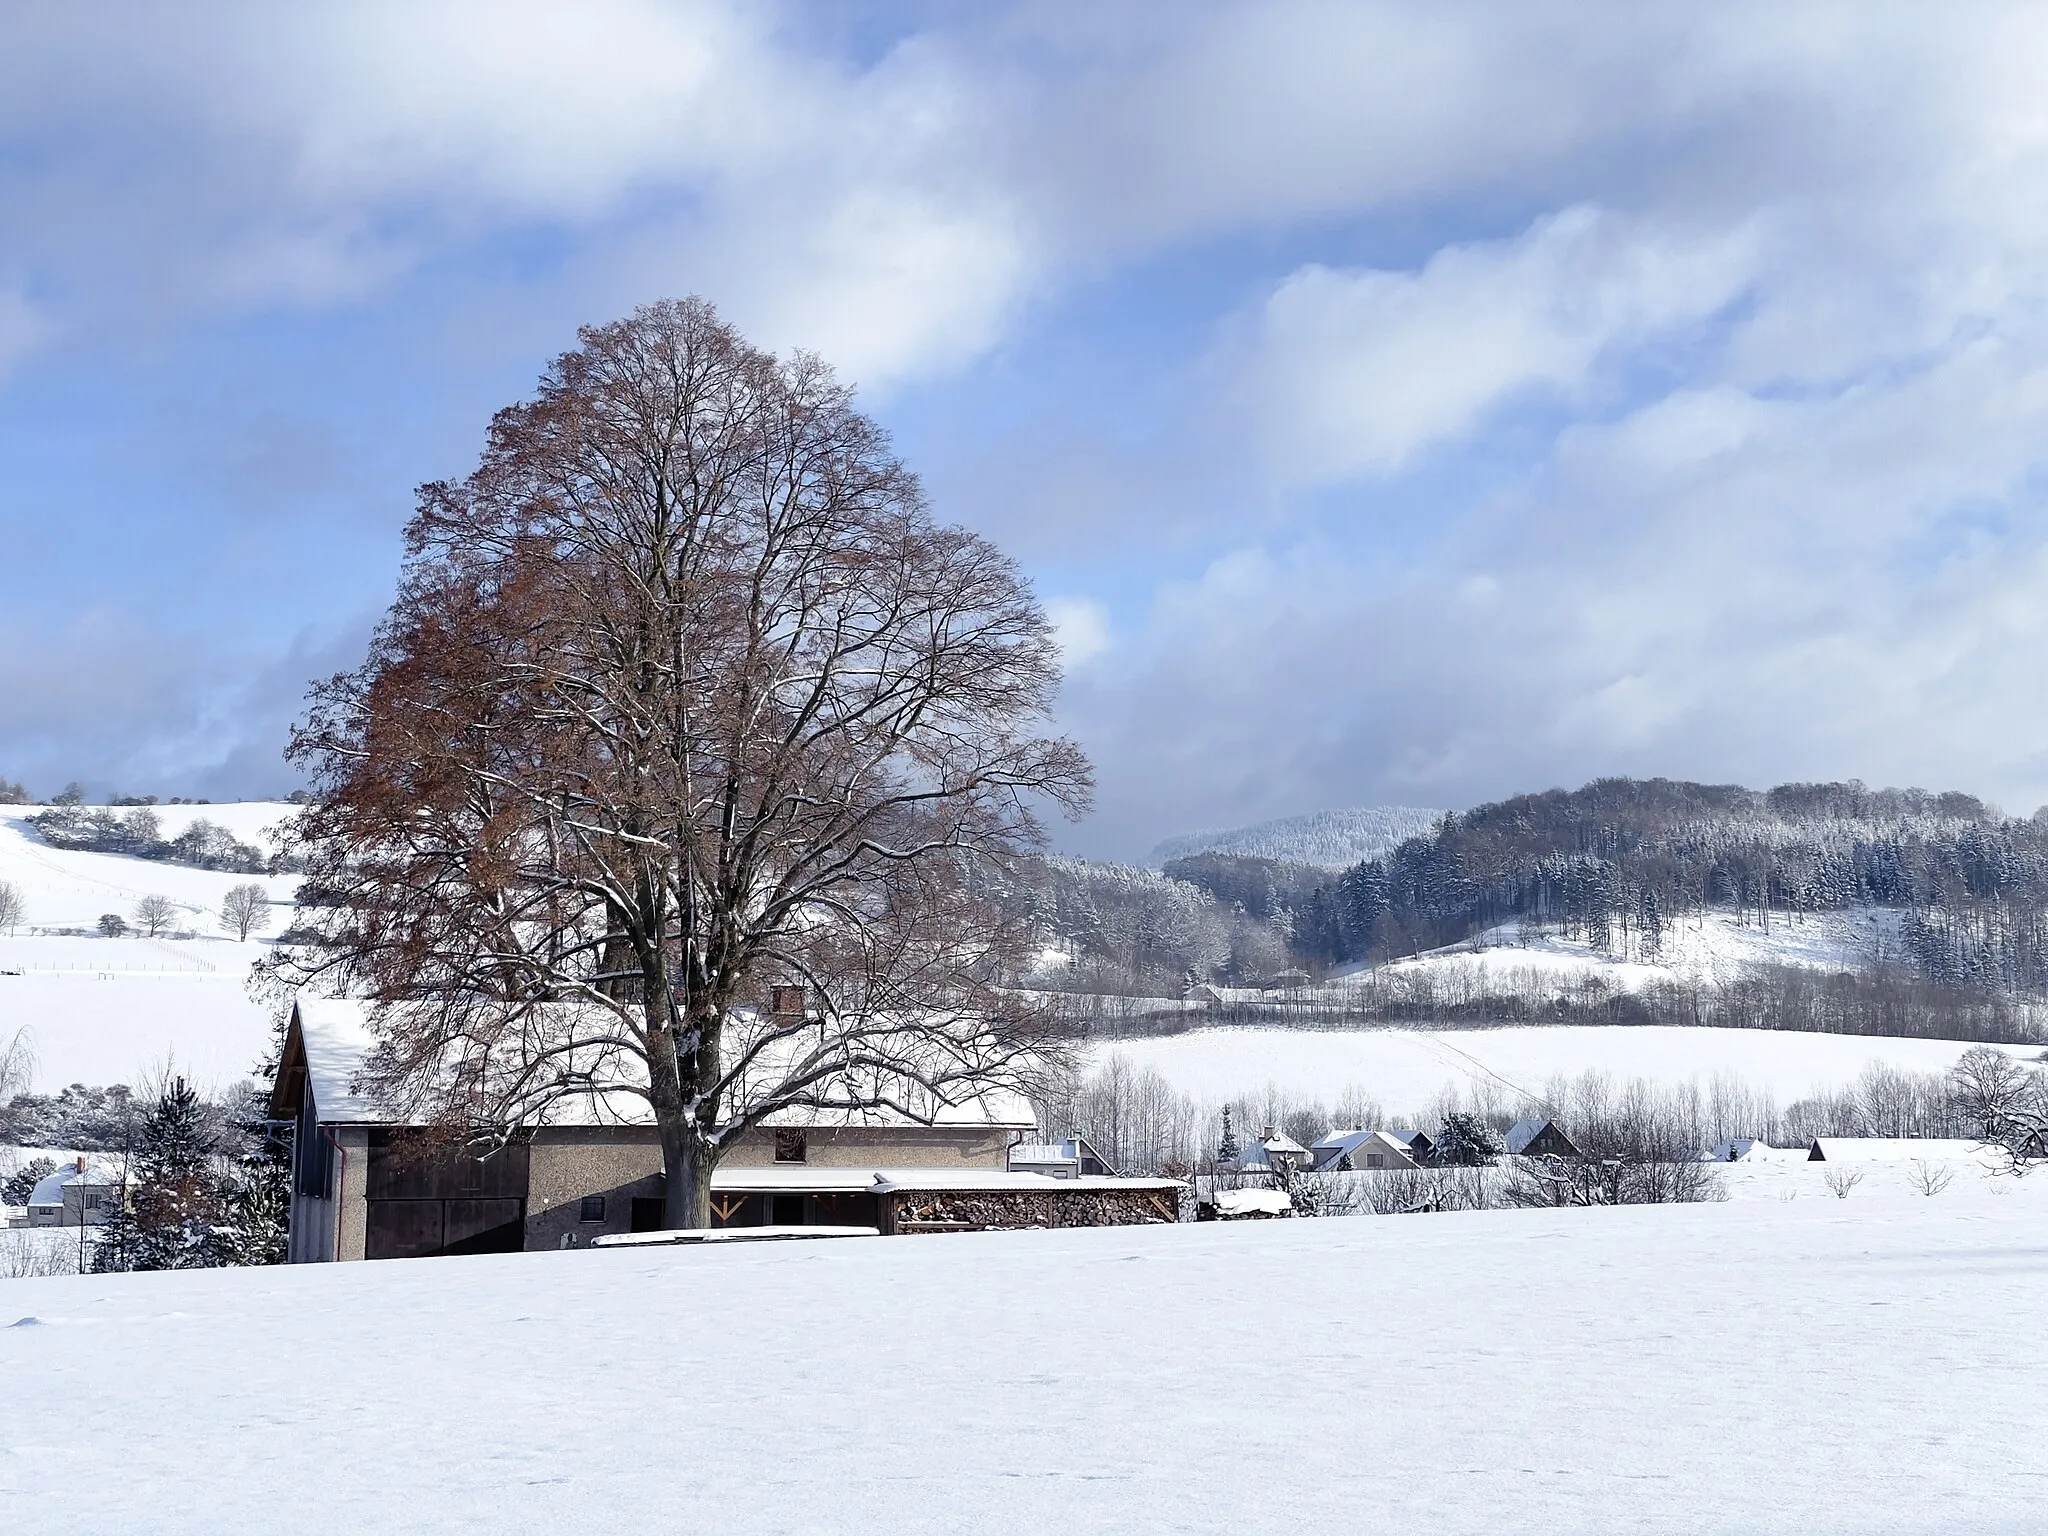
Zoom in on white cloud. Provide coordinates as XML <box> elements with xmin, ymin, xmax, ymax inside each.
<box><xmin>1045</xmin><ymin>596</ymin><xmax>1113</xmax><ymax>668</ymax></box>
<box><xmin>1235</xmin><ymin>207</ymin><xmax>1759</xmax><ymax>481</ymax></box>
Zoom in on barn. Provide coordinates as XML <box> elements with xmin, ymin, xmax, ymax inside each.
<box><xmin>273</xmin><ymin>998</ymin><xmax>1180</xmax><ymax>1261</ymax></box>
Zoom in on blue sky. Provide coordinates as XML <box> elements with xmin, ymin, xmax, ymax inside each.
<box><xmin>6</xmin><ymin>2</ymin><xmax>2048</xmax><ymax>858</ymax></box>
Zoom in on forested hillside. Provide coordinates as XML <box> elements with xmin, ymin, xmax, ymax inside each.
<box><xmin>996</xmin><ymin>779</ymin><xmax>2048</xmax><ymax>1041</ymax></box>
<box><xmin>1148</xmin><ymin>806</ymin><xmax>1441</xmax><ymax>870</ymax></box>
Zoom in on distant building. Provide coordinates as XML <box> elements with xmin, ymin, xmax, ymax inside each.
<box><xmin>1310</xmin><ymin>1129</ymin><xmax>1425</xmax><ymax>1171</ymax></box>
<box><xmin>24</xmin><ymin>1156</ymin><xmax>129</xmax><ymax>1228</ymax></box>
<box><xmin>1383</xmin><ymin>1128</ymin><xmax>1436</xmax><ymax>1163</ymax></box>
<box><xmin>1009</xmin><ymin>1135</ymin><xmax>1119</xmax><ymax>1178</ymax></box>
<box><xmin>1504</xmin><ymin>1118</ymin><xmax>1581</xmax><ymax>1159</ymax></box>
<box><xmin>1262</xmin><ymin>969</ymin><xmax>1312</xmax><ymax>992</ymax></box>
<box><xmin>273</xmin><ymin>998</ymin><xmax>1181</xmax><ymax>1261</ymax></box>
<box><xmin>1805</xmin><ymin>1138</ymin><xmax>1987</xmax><ymax>1162</ymax></box>
<box><xmin>1227</xmin><ymin>1126</ymin><xmax>1311</xmax><ymax>1175</ymax></box>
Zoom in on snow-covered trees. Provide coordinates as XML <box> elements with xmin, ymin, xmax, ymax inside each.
<box><xmin>219</xmin><ymin>883</ymin><xmax>270</xmax><ymax>941</ymax></box>
<box><xmin>0</xmin><ymin>878</ymin><xmax>22</xmax><ymax>936</ymax></box>
<box><xmin>0</xmin><ymin>777</ymin><xmax>26</xmax><ymax>805</ymax></box>
<box><xmin>97</xmin><ymin>913</ymin><xmax>127</xmax><ymax>938</ymax></box>
<box><xmin>276</xmin><ymin>298</ymin><xmax>1089</xmax><ymax>1228</ymax></box>
<box><xmin>2</xmin><ymin>1155</ymin><xmax>56</xmax><ymax>1206</ymax></box>
<box><xmin>1432</xmin><ymin>1112</ymin><xmax>1502</xmax><ymax>1166</ymax></box>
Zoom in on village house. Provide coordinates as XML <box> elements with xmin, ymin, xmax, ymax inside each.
<box><xmin>1504</xmin><ymin>1118</ymin><xmax>1581</xmax><ymax>1159</ymax></box>
<box><xmin>1227</xmin><ymin>1126</ymin><xmax>1311</xmax><ymax>1176</ymax></box>
<box><xmin>273</xmin><ymin>998</ymin><xmax>1181</xmax><ymax>1262</ymax></box>
<box><xmin>24</xmin><ymin>1156</ymin><xmax>129</xmax><ymax>1228</ymax></box>
<box><xmin>1310</xmin><ymin>1128</ymin><xmax>1427</xmax><ymax>1171</ymax></box>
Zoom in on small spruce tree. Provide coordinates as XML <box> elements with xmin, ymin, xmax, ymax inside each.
<box><xmin>1216</xmin><ymin>1106</ymin><xmax>1240</xmax><ymax>1164</ymax></box>
<box><xmin>97</xmin><ymin>1077</ymin><xmax>227</xmax><ymax>1271</ymax></box>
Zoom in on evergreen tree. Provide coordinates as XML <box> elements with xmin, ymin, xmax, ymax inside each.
<box><xmin>213</xmin><ymin>1098</ymin><xmax>290</xmax><ymax>1266</ymax></box>
<box><xmin>1434</xmin><ymin>1112</ymin><xmax>1503</xmax><ymax>1167</ymax></box>
<box><xmin>2</xmin><ymin>1155</ymin><xmax>56</xmax><ymax>1206</ymax></box>
<box><xmin>96</xmin><ymin>1077</ymin><xmax>227</xmax><ymax>1271</ymax></box>
<box><xmin>1216</xmin><ymin>1106</ymin><xmax>1240</xmax><ymax>1163</ymax></box>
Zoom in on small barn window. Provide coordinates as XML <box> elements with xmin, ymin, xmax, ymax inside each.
<box><xmin>578</xmin><ymin>1196</ymin><xmax>606</xmax><ymax>1223</ymax></box>
<box><xmin>1366</xmin><ymin>1153</ymin><xmax>1385</xmax><ymax>1168</ymax></box>
<box><xmin>774</xmin><ymin>1128</ymin><xmax>807</xmax><ymax>1164</ymax></box>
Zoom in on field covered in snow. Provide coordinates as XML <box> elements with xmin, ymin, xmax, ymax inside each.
<box><xmin>0</xmin><ymin>803</ymin><xmax>297</xmax><ymax>1092</ymax></box>
<box><xmin>3</xmin><ymin>1190</ymin><xmax>2045</xmax><ymax>1532</ymax></box>
<box><xmin>1099</xmin><ymin>1023</ymin><xmax>2038</xmax><ymax>1116</ymax></box>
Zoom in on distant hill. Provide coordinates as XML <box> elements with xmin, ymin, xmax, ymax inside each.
<box><xmin>1149</xmin><ymin>807</ymin><xmax>1442</xmax><ymax>871</ymax></box>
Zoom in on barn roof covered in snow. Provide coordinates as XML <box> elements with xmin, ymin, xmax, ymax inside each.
<box><xmin>272</xmin><ymin>996</ymin><xmax>1036</xmax><ymax>1132</ymax></box>
<box><xmin>1805</xmin><ymin>1137</ymin><xmax>1991</xmax><ymax>1162</ymax></box>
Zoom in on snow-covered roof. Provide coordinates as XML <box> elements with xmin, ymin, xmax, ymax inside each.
<box><xmin>1505</xmin><ymin>1118</ymin><xmax>1556</xmax><ymax>1155</ymax></box>
<box><xmin>1206</xmin><ymin>1187</ymin><xmax>1292</xmax><ymax>1217</ymax></box>
<box><xmin>709</xmin><ymin>1167</ymin><xmax>1183</xmax><ymax>1195</ymax></box>
<box><xmin>1311</xmin><ymin>1129</ymin><xmax>1422</xmax><ymax>1167</ymax></box>
<box><xmin>1806</xmin><ymin>1138</ymin><xmax>1992</xmax><ymax>1162</ymax></box>
<box><xmin>26</xmin><ymin>1159</ymin><xmax>127</xmax><ymax>1207</ymax></box>
<box><xmin>285</xmin><ymin>996</ymin><xmax>1037</xmax><ymax>1132</ymax></box>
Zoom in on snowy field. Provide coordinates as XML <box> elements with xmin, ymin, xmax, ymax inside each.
<box><xmin>1099</xmin><ymin>1024</ymin><xmax>2038</xmax><ymax>1113</ymax></box>
<box><xmin>4</xmin><ymin>1191</ymin><xmax>2046</xmax><ymax>1533</ymax></box>
<box><xmin>0</xmin><ymin>803</ymin><xmax>297</xmax><ymax>1092</ymax></box>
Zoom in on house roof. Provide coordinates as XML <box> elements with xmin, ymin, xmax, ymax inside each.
<box><xmin>26</xmin><ymin>1159</ymin><xmax>127</xmax><ymax>1207</ymax></box>
<box><xmin>708</xmin><ymin>1166</ymin><xmax>1182</xmax><ymax>1195</ymax></box>
<box><xmin>1805</xmin><ymin>1137</ymin><xmax>1990</xmax><ymax>1162</ymax></box>
<box><xmin>1310</xmin><ymin>1129</ymin><xmax>1420</xmax><ymax>1166</ymax></box>
<box><xmin>277</xmin><ymin>996</ymin><xmax>1037</xmax><ymax>1134</ymax></box>
<box><xmin>1505</xmin><ymin>1118</ymin><xmax>1556</xmax><ymax>1155</ymax></box>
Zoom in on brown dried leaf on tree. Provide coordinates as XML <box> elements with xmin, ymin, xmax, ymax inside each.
<box><xmin>269</xmin><ymin>297</ymin><xmax>1091</xmax><ymax>1225</ymax></box>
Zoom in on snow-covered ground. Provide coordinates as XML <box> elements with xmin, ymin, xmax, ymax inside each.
<box><xmin>4</xmin><ymin>1192</ymin><xmax>2045</xmax><ymax>1532</ymax></box>
<box><xmin>0</xmin><ymin>802</ymin><xmax>300</xmax><ymax>933</ymax></box>
<box><xmin>1099</xmin><ymin>1024</ymin><xmax>2037</xmax><ymax>1113</ymax></box>
<box><xmin>0</xmin><ymin>804</ymin><xmax>297</xmax><ymax>1092</ymax></box>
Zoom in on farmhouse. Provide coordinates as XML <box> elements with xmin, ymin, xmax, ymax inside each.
<box><xmin>273</xmin><ymin>998</ymin><xmax>1180</xmax><ymax>1261</ymax></box>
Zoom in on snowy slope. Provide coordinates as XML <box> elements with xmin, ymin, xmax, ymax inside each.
<box><xmin>4</xmin><ymin>1197</ymin><xmax>2046</xmax><ymax>1532</ymax></box>
<box><xmin>0</xmin><ymin>804</ymin><xmax>299</xmax><ymax>1092</ymax></box>
<box><xmin>1098</xmin><ymin>1024</ymin><xmax>2033</xmax><ymax>1114</ymax></box>
<box><xmin>0</xmin><ymin>802</ymin><xmax>300</xmax><ymax>932</ymax></box>
<box><xmin>1149</xmin><ymin>805</ymin><xmax>1441</xmax><ymax>869</ymax></box>
<box><xmin>1321</xmin><ymin>906</ymin><xmax>1905</xmax><ymax>997</ymax></box>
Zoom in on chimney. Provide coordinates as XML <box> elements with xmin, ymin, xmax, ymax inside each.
<box><xmin>75</xmin><ymin>1155</ymin><xmax>85</xmax><ymax>1174</ymax></box>
<box><xmin>1263</xmin><ymin>1126</ymin><xmax>1277</xmax><ymax>1141</ymax></box>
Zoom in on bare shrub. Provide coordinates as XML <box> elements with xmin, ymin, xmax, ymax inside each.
<box><xmin>1353</xmin><ymin>1165</ymin><xmax>1499</xmax><ymax>1214</ymax></box>
<box><xmin>0</xmin><ymin>1229</ymin><xmax>80</xmax><ymax>1279</ymax></box>
<box><xmin>1906</xmin><ymin>1160</ymin><xmax>1955</xmax><ymax>1197</ymax></box>
<box><xmin>1822</xmin><ymin>1166</ymin><xmax>1865</xmax><ymax>1199</ymax></box>
<box><xmin>0</xmin><ymin>878</ymin><xmax>23</xmax><ymax>936</ymax></box>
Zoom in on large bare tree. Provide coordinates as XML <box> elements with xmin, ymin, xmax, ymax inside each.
<box><xmin>275</xmin><ymin>298</ymin><xmax>1091</xmax><ymax>1225</ymax></box>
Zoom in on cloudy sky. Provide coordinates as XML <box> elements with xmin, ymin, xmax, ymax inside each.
<box><xmin>5</xmin><ymin>2</ymin><xmax>2048</xmax><ymax>856</ymax></box>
